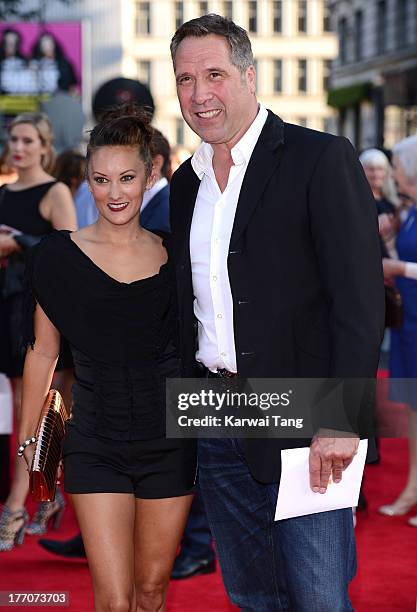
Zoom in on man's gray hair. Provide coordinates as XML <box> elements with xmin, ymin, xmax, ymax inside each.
<box><xmin>170</xmin><ymin>14</ymin><xmax>254</xmax><ymax>73</ymax></box>
<box><xmin>393</xmin><ymin>134</ymin><xmax>417</xmax><ymax>186</ymax></box>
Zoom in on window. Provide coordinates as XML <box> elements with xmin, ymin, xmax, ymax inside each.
<box><xmin>377</xmin><ymin>0</ymin><xmax>387</xmax><ymax>54</ymax></box>
<box><xmin>339</xmin><ymin>17</ymin><xmax>347</xmax><ymax>64</ymax></box>
<box><xmin>273</xmin><ymin>59</ymin><xmax>282</xmax><ymax>93</ymax></box>
<box><xmin>135</xmin><ymin>2</ymin><xmax>151</xmax><ymax>35</ymax></box>
<box><xmin>199</xmin><ymin>1</ymin><xmax>208</xmax><ymax>16</ymax></box>
<box><xmin>354</xmin><ymin>10</ymin><xmax>363</xmax><ymax>61</ymax></box>
<box><xmin>323</xmin><ymin>1</ymin><xmax>331</xmax><ymax>32</ymax></box>
<box><xmin>298</xmin><ymin>0</ymin><xmax>307</xmax><ymax>33</ymax></box>
<box><xmin>174</xmin><ymin>2</ymin><xmax>184</xmax><ymax>30</ymax></box>
<box><xmin>272</xmin><ymin>1</ymin><xmax>282</xmax><ymax>34</ymax></box>
<box><xmin>223</xmin><ymin>1</ymin><xmax>233</xmax><ymax>20</ymax></box>
<box><xmin>298</xmin><ymin>59</ymin><xmax>307</xmax><ymax>93</ymax></box>
<box><xmin>137</xmin><ymin>60</ymin><xmax>151</xmax><ymax>87</ymax></box>
<box><xmin>323</xmin><ymin>59</ymin><xmax>331</xmax><ymax>91</ymax></box>
<box><xmin>248</xmin><ymin>1</ymin><xmax>257</xmax><ymax>33</ymax></box>
<box><xmin>176</xmin><ymin>118</ymin><xmax>184</xmax><ymax>145</ymax></box>
<box><xmin>396</xmin><ymin>0</ymin><xmax>407</xmax><ymax>48</ymax></box>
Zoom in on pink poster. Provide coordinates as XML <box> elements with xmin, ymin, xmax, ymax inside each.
<box><xmin>0</xmin><ymin>22</ymin><xmax>82</xmax><ymax>98</ymax></box>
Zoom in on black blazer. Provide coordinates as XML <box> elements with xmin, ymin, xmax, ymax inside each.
<box><xmin>170</xmin><ymin>111</ymin><xmax>385</xmax><ymax>483</ymax></box>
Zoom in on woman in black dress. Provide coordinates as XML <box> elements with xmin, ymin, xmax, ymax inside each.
<box><xmin>0</xmin><ymin>112</ymin><xmax>77</xmax><ymax>550</ymax></box>
<box><xmin>19</xmin><ymin>107</ymin><xmax>196</xmax><ymax>611</ymax></box>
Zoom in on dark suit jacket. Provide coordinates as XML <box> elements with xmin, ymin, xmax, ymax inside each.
<box><xmin>170</xmin><ymin>111</ymin><xmax>385</xmax><ymax>484</ymax></box>
<box><xmin>141</xmin><ymin>184</ymin><xmax>170</xmax><ymax>233</ymax></box>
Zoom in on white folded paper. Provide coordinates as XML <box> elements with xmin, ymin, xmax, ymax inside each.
<box><xmin>275</xmin><ymin>439</ymin><xmax>368</xmax><ymax>521</ymax></box>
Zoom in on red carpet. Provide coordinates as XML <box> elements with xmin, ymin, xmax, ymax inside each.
<box><xmin>1</xmin><ymin>438</ymin><xmax>416</xmax><ymax>611</ymax></box>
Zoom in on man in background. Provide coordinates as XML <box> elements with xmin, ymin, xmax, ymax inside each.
<box><xmin>41</xmin><ymin>77</ymin><xmax>84</xmax><ymax>153</ymax></box>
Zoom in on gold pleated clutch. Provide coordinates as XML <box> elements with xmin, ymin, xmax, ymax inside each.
<box><xmin>29</xmin><ymin>389</ymin><xmax>70</xmax><ymax>502</ymax></box>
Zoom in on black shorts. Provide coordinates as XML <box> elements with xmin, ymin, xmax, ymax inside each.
<box><xmin>62</xmin><ymin>422</ymin><xmax>197</xmax><ymax>499</ymax></box>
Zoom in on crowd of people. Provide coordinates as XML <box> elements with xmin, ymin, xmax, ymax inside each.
<box><xmin>0</xmin><ymin>12</ymin><xmax>416</xmax><ymax>612</ymax></box>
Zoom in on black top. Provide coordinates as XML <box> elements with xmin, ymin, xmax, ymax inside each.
<box><xmin>0</xmin><ymin>181</ymin><xmax>57</xmax><ymax>378</ymax></box>
<box><xmin>376</xmin><ymin>197</ymin><xmax>396</xmax><ymax>217</ymax></box>
<box><xmin>376</xmin><ymin>197</ymin><xmax>396</xmax><ymax>258</ymax></box>
<box><xmin>26</xmin><ymin>230</ymin><xmax>179</xmax><ymax>441</ymax></box>
<box><xmin>0</xmin><ymin>182</ymin><xmax>55</xmax><ymax>235</ymax></box>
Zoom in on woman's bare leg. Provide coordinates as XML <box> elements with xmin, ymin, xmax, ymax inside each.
<box><xmin>71</xmin><ymin>493</ymin><xmax>137</xmax><ymax>612</ymax></box>
<box><xmin>5</xmin><ymin>378</ymin><xmax>29</xmax><ymax>512</ymax></box>
<box><xmin>397</xmin><ymin>410</ymin><xmax>417</xmax><ymax>498</ymax></box>
<box><xmin>380</xmin><ymin>409</ymin><xmax>417</xmax><ymax>515</ymax></box>
<box><xmin>134</xmin><ymin>495</ymin><xmax>193</xmax><ymax>612</ymax></box>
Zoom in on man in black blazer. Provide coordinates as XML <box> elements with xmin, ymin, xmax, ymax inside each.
<box><xmin>169</xmin><ymin>15</ymin><xmax>384</xmax><ymax>611</ymax></box>
<box><xmin>140</xmin><ymin>129</ymin><xmax>171</xmax><ymax>233</ymax></box>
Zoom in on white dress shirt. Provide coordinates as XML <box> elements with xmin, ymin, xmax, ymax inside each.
<box><xmin>190</xmin><ymin>105</ymin><xmax>268</xmax><ymax>372</ymax></box>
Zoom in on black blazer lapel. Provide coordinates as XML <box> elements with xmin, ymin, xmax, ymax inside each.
<box><xmin>172</xmin><ymin>163</ymin><xmax>201</xmax><ymax>306</ymax></box>
<box><xmin>230</xmin><ymin>111</ymin><xmax>285</xmax><ymax>247</ymax></box>
<box><xmin>177</xmin><ymin>167</ymin><xmax>201</xmax><ymax>265</ymax></box>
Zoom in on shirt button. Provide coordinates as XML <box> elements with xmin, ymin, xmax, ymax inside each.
<box><xmin>220</xmin><ymin>352</ymin><xmax>227</xmax><ymax>357</ymax></box>
<box><xmin>217</xmin><ymin>313</ymin><xmax>223</xmax><ymax>319</ymax></box>
<box><xmin>212</xmin><ymin>275</ymin><xmax>218</xmax><ymax>281</ymax></box>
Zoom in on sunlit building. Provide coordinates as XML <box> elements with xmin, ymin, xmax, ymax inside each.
<box><xmin>10</xmin><ymin>0</ymin><xmax>337</xmax><ymax>149</ymax></box>
<box><xmin>328</xmin><ymin>0</ymin><xmax>417</xmax><ymax>149</ymax></box>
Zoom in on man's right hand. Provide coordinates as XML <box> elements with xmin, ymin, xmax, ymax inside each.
<box><xmin>309</xmin><ymin>430</ymin><xmax>359</xmax><ymax>493</ymax></box>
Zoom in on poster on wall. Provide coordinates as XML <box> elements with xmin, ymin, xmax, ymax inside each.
<box><xmin>0</xmin><ymin>22</ymin><xmax>82</xmax><ymax>115</ymax></box>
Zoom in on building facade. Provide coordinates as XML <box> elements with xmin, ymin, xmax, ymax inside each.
<box><xmin>328</xmin><ymin>0</ymin><xmax>417</xmax><ymax>150</ymax></box>
<box><xmin>10</xmin><ymin>0</ymin><xmax>337</xmax><ymax>150</ymax></box>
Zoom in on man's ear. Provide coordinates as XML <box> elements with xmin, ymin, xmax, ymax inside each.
<box><xmin>152</xmin><ymin>153</ymin><xmax>164</xmax><ymax>178</ymax></box>
<box><xmin>246</xmin><ymin>65</ymin><xmax>256</xmax><ymax>94</ymax></box>
<box><xmin>146</xmin><ymin>169</ymin><xmax>157</xmax><ymax>190</ymax></box>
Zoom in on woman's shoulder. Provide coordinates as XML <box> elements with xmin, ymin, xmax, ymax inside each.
<box><xmin>40</xmin><ymin>180</ymin><xmax>72</xmax><ymax>203</ymax></box>
<box><xmin>26</xmin><ymin>232</ymin><xmax>74</xmax><ymax>308</ymax></box>
<box><xmin>36</xmin><ymin>228</ymin><xmax>70</xmax><ymax>247</ymax></box>
<box><xmin>47</xmin><ymin>180</ymin><xmax>70</xmax><ymax>194</ymax></box>
<box><xmin>31</xmin><ymin>230</ymin><xmax>71</xmax><ymax>266</ymax></box>
<box><xmin>147</xmin><ymin>228</ymin><xmax>172</xmax><ymax>253</ymax></box>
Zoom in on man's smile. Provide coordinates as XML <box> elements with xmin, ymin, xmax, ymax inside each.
<box><xmin>195</xmin><ymin>109</ymin><xmax>222</xmax><ymax>119</ymax></box>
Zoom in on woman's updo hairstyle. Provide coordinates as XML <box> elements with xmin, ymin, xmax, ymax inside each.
<box><xmin>86</xmin><ymin>104</ymin><xmax>154</xmax><ymax>178</ymax></box>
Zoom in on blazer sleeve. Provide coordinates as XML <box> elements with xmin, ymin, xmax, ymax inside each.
<box><xmin>308</xmin><ymin>136</ymin><xmax>385</xmax><ymax>434</ymax></box>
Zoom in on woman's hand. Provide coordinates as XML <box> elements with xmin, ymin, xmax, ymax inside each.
<box><xmin>0</xmin><ymin>224</ymin><xmax>21</xmax><ymax>235</ymax></box>
<box><xmin>378</xmin><ymin>213</ymin><xmax>395</xmax><ymax>241</ymax></box>
<box><xmin>0</xmin><ymin>233</ymin><xmax>19</xmax><ymax>257</ymax></box>
<box><xmin>383</xmin><ymin>258</ymin><xmax>405</xmax><ymax>279</ymax></box>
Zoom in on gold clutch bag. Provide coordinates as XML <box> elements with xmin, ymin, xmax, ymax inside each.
<box><xmin>29</xmin><ymin>389</ymin><xmax>70</xmax><ymax>502</ymax></box>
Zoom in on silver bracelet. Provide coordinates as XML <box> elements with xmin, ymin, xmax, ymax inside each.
<box><xmin>17</xmin><ymin>437</ymin><xmax>37</xmax><ymax>457</ymax></box>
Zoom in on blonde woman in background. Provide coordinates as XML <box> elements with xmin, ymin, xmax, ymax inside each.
<box><xmin>0</xmin><ymin>112</ymin><xmax>77</xmax><ymax>551</ymax></box>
